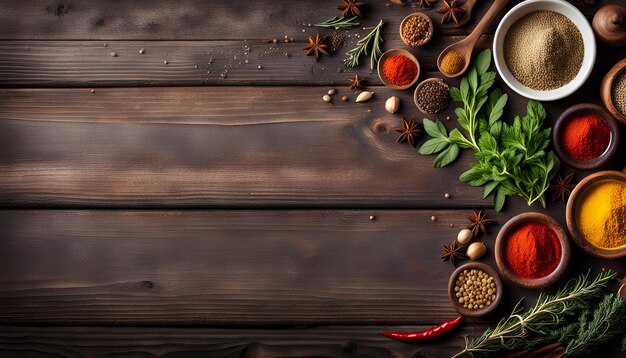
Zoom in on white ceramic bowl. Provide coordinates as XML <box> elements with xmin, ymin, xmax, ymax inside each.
<box><xmin>493</xmin><ymin>0</ymin><xmax>596</xmax><ymax>101</ymax></box>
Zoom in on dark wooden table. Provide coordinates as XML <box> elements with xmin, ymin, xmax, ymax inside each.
<box><xmin>0</xmin><ymin>1</ymin><xmax>625</xmax><ymax>357</ymax></box>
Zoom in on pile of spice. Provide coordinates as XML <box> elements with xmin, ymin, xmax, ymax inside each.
<box><xmin>400</xmin><ymin>14</ymin><xmax>433</xmax><ymax>47</ymax></box>
<box><xmin>504</xmin><ymin>10</ymin><xmax>584</xmax><ymax>91</ymax></box>
<box><xmin>576</xmin><ymin>179</ymin><xmax>626</xmax><ymax>249</ymax></box>
<box><xmin>440</xmin><ymin>50</ymin><xmax>465</xmax><ymax>76</ymax></box>
<box><xmin>612</xmin><ymin>70</ymin><xmax>626</xmax><ymax>116</ymax></box>
<box><xmin>561</xmin><ymin>114</ymin><xmax>610</xmax><ymax>161</ymax></box>
<box><xmin>382</xmin><ymin>54</ymin><xmax>418</xmax><ymax>87</ymax></box>
<box><xmin>503</xmin><ymin>222</ymin><xmax>562</xmax><ymax>279</ymax></box>
<box><xmin>453</xmin><ymin>268</ymin><xmax>497</xmax><ymax>310</ymax></box>
<box><xmin>415</xmin><ymin>79</ymin><xmax>450</xmax><ymax>114</ymax></box>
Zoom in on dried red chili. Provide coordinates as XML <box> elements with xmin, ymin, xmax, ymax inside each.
<box><xmin>380</xmin><ymin>315</ymin><xmax>462</xmax><ymax>342</ymax></box>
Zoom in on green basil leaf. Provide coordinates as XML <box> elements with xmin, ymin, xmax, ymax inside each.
<box><xmin>483</xmin><ymin>181</ymin><xmax>499</xmax><ymax>199</ymax></box>
<box><xmin>419</xmin><ymin>138</ymin><xmax>449</xmax><ymax>155</ymax></box>
<box><xmin>460</xmin><ymin>78</ymin><xmax>469</xmax><ymax>101</ymax></box>
<box><xmin>494</xmin><ymin>189</ymin><xmax>506</xmax><ymax>212</ymax></box>
<box><xmin>489</xmin><ymin>94</ymin><xmax>508</xmax><ymax>125</ymax></box>
<box><xmin>423</xmin><ymin>118</ymin><xmax>447</xmax><ymax>138</ymax></box>
<box><xmin>434</xmin><ymin>143</ymin><xmax>460</xmax><ymax>168</ymax></box>
<box><xmin>468</xmin><ymin>68</ymin><xmax>478</xmax><ymax>92</ymax></box>
<box><xmin>449</xmin><ymin>87</ymin><xmax>462</xmax><ymax>102</ymax></box>
<box><xmin>475</xmin><ymin>49</ymin><xmax>492</xmax><ymax>75</ymax></box>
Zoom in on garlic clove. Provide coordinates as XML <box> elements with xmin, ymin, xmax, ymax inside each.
<box><xmin>385</xmin><ymin>96</ymin><xmax>400</xmax><ymax>113</ymax></box>
<box><xmin>356</xmin><ymin>91</ymin><xmax>374</xmax><ymax>103</ymax></box>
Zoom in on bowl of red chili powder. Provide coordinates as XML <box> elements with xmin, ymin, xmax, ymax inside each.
<box><xmin>377</xmin><ymin>49</ymin><xmax>420</xmax><ymax>90</ymax></box>
<box><xmin>495</xmin><ymin>212</ymin><xmax>570</xmax><ymax>289</ymax></box>
<box><xmin>553</xmin><ymin>103</ymin><xmax>619</xmax><ymax>170</ymax></box>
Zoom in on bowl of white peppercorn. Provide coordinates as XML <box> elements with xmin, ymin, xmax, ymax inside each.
<box><xmin>448</xmin><ymin>262</ymin><xmax>502</xmax><ymax>317</ymax></box>
<box><xmin>493</xmin><ymin>0</ymin><xmax>596</xmax><ymax>101</ymax></box>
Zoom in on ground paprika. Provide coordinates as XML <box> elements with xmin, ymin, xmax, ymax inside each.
<box><xmin>503</xmin><ymin>222</ymin><xmax>561</xmax><ymax>279</ymax></box>
<box><xmin>382</xmin><ymin>54</ymin><xmax>417</xmax><ymax>87</ymax></box>
<box><xmin>561</xmin><ymin>114</ymin><xmax>610</xmax><ymax>161</ymax></box>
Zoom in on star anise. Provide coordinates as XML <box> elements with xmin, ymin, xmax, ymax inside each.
<box><xmin>337</xmin><ymin>0</ymin><xmax>365</xmax><ymax>17</ymax></box>
<box><xmin>441</xmin><ymin>240</ymin><xmax>467</xmax><ymax>266</ymax></box>
<box><xmin>395</xmin><ymin>118</ymin><xmax>423</xmax><ymax>146</ymax></box>
<box><xmin>412</xmin><ymin>0</ymin><xmax>436</xmax><ymax>9</ymax></box>
<box><xmin>466</xmin><ymin>210</ymin><xmax>495</xmax><ymax>238</ymax></box>
<box><xmin>436</xmin><ymin>0</ymin><xmax>466</xmax><ymax>25</ymax></box>
<box><xmin>348</xmin><ymin>73</ymin><xmax>365</xmax><ymax>90</ymax></box>
<box><xmin>550</xmin><ymin>173</ymin><xmax>576</xmax><ymax>202</ymax></box>
<box><xmin>303</xmin><ymin>34</ymin><xmax>329</xmax><ymax>61</ymax></box>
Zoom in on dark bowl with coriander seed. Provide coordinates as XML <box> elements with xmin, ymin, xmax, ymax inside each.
<box><xmin>553</xmin><ymin>103</ymin><xmax>619</xmax><ymax>171</ymax></box>
<box><xmin>448</xmin><ymin>262</ymin><xmax>503</xmax><ymax>318</ymax></box>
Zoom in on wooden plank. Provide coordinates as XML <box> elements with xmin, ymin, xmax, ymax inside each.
<box><xmin>0</xmin><ymin>0</ymin><xmax>504</xmax><ymax>40</ymax></box>
<box><xmin>1</xmin><ymin>325</ymin><xmax>624</xmax><ymax>358</ymax></box>
<box><xmin>0</xmin><ymin>209</ymin><xmax>471</xmax><ymax>325</ymax></box>
<box><xmin>0</xmin><ymin>37</ymin><xmax>496</xmax><ymax>87</ymax></box>
<box><xmin>0</xmin><ymin>86</ymin><xmax>491</xmax><ymax>208</ymax></box>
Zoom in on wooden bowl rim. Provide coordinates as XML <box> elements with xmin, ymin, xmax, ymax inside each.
<box><xmin>552</xmin><ymin>103</ymin><xmax>620</xmax><ymax>170</ymax></box>
<box><xmin>447</xmin><ymin>262</ymin><xmax>503</xmax><ymax>317</ymax></box>
<box><xmin>494</xmin><ymin>212</ymin><xmax>571</xmax><ymax>289</ymax></box>
<box><xmin>600</xmin><ymin>58</ymin><xmax>626</xmax><ymax>125</ymax></box>
<box><xmin>399</xmin><ymin>12</ymin><xmax>434</xmax><ymax>48</ymax></box>
<box><xmin>377</xmin><ymin>48</ymin><xmax>420</xmax><ymax>90</ymax></box>
<box><xmin>565</xmin><ymin>170</ymin><xmax>626</xmax><ymax>259</ymax></box>
<box><xmin>413</xmin><ymin>78</ymin><xmax>449</xmax><ymax>114</ymax></box>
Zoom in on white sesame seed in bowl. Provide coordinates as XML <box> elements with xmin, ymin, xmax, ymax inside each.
<box><xmin>493</xmin><ymin>0</ymin><xmax>596</xmax><ymax>101</ymax></box>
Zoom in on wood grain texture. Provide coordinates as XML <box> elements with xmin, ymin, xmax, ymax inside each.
<box><xmin>0</xmin><ymin>0</ymin><xmax>503</xmax><ymax>40</ymax></box>
<box><xmin>0</xmin><ymin>86</ymin><xmax>493</xmax><ymax>208</ymax></box>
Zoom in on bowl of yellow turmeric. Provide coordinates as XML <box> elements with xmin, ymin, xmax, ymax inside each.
<box><xmin>566</xmin><ymin>170</ymin><xmax>626</xmax><ymax>259</ymax></box>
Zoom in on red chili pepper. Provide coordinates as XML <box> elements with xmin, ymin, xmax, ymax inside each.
<box><xmin>380</xmin><ymin>315</ymin><xmax>462</xmax><ymax>342</ymax></box>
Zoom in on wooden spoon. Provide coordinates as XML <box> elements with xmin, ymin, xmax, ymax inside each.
<box><xmin>455</xmin><ymin>0</ymin><xmax>480</xmax><ymax>27</ymax></box>
<box><xmin>437</xmin><ymin>0</ymin><xmax>510</xmax><ymax>78</ymax></box>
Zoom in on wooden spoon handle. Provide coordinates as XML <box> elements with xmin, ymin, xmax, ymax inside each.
<box><xmin>465</xmin><ymin>0</ymin><xmax>510</xmax><ymax>46</ymax></box>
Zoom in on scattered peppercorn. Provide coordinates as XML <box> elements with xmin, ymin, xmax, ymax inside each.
<box><xmin>445</xmin><ymin>193</ymin><xmax>451</xmax><ymax>199</ymax></box>
<box><xmin>369</xmin><ymin>215</ymin><xmax>375</xmax><ymax>220</ymax></box>
<box><xmin>90</xmin><ymin>89</ymin><xmax>95</xmax><ymax>93</ymax></box>
<box><xmin>329</xmin><ymin>32</ymin><xmax>345</xmax><ymax>53</ymax></box>
<box><xmin>342</xmin><ymin>96</ymin><xmax>349</xmax><ymax>102</ymax></box>
<box><xmin>454</xmin><ymin>268</ymin><xmax>497</xmax><ymax>310</ymax></box>
<box><xmin>110</xmin><ymin>51</ymin><xmax>118</xmax><ymax>57</ymax></box>
<box><xmin>163</xmin><ymin>60</ymin><xmax>168</xmax><ymax>65</ymax></box>
<box><xmin>416</xmin><ymin>79</ymin><xmax>450</xmax><ymax>114</ymax></box>
<box><xmin>139</xmin><ymin>48</ymin><xmax>145</xmax><ymax>54</ymax></box>
<box><xmin>431</xmin><ymin>215</ymin><xmax>437</xmax><ymax>221</ymax></box>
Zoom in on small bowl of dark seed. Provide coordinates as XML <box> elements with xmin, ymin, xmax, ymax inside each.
<box><xmin>448</xmin><ymin>262</ymin><xmax>503</xmax><ymax>317</ymax></box>
<box><xmin>400</xmin><ymin>12</ymin><xmax>434</xmax><ymax>48</ymax></box>
<box><xmin>414</xmin><ymin>78</ymin><xmax>450</xmax><ymax>114</ymax></box>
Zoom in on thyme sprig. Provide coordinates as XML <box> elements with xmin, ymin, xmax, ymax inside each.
<box><xmin>315</xmin><ymin>16</ymin><xmax>360</xmax><ymax>29</ymax></box>
<box><xmin>452</xmin><ymin>270</ymin><xmax>616</xmax><ymax>358</ymax></box>
<box><xmin>344</xmin><ymin>19</ymin><xmax>384</xmax><ymax>70</ymax></box>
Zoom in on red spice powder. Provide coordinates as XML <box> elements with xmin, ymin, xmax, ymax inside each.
<box><xmin>561</xmin><ymin>114</ymin><xmax>610</xmax><ymax>161</ymax></box>
<box><xmin>504</xmin><ymin>222</ymin><xmax>561</xmax><ymax>279</ymax></box>
<box><xmin>382</xmin><ymin>54</ymin><xmax>417</xmax><ymax>87</ymax></box>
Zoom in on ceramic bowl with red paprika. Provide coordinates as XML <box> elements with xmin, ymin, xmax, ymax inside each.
<box><xmin>495</xmin><ymin>212</ymin><xmax>571</xmax><ymax>289</ymax></box>
<box><xmin>377</xmin><ymin>49</ymin><xmax>420</xmax><ymax>90</ymax></box>
<box><xmin>553</xmin><ymin>103</ymin><xmax>619</xmax><ymax>170</ymax></box>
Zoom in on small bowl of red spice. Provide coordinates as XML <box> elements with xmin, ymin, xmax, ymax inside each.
<box><xmin>377</xmin><ymin>49</ymin><xmax>420</xmax><ymax>90</ymax></box>
<box><xmin>553</xmin><ymin>103</ymin><xmax>619</xmax><ymax>170</ymax></box>
<box><xmin>495</xmin><ymin>212</ymin><xmax>570</xmax><ymax>289</ymax></box>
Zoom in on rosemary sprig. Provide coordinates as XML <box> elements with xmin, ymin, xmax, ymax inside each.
<box><xmin>345</xmin><ymin>19</ymin><xmax>384</xmax><ymax>70</ymax></box>
<box><xmin>315</xmin><ymin>16</ymin><xmax>360</xmax><ymax>29</ymax></box>
<box><xmin>564</xmin><ymin>294</ymin><xmax>626</xmax><ymax>356</ymax></box>
<box><xmin>452</xmin><ymin>271</ymin><xmax>616</xmax><ymax>358</ymax></box>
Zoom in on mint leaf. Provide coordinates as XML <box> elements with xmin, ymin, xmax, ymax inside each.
<box><xmin>419</xmin><ymin>138</ymin><xmax>449</xmax><ymax>155</ymax></box>
<box><xmin>434</xmin><ymin>144</ymin><xmax>460</xmax><ymax>168</ymax></box>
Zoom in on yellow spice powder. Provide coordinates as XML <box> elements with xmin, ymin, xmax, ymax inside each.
<box><xmin>440</xmin><ymin>50</ymin><xmax>465</xmax><ymax>75</ymax></box>
<box><xmin>576</xmin><ymin>179</ymin><xmax>626</xmax><ymax>249</ymax></box>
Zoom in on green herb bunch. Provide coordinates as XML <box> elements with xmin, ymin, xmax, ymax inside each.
<box><xmin>419</xmin><ymin>49</ymin><xmax>560</xmax><ymax>211</ymax></box>
<box><xmin>344</xmin><ymin>19</ymin><xmax>384</xmax><ymax>70</ymax></box>
<box><xmin>452</xmin><ymin>271</ymin><xmax>617</xmax><ymax>358</ymax></box>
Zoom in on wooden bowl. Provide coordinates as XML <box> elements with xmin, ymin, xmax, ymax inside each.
<box><xmin>448</xmin><ymin>262</ymin><xmax>503</xmax><ymax>317</ymax></box>
<box><xmin>601</xmin><ymin>58</ymin><xmax>626</xmax><ymax>125</ymax></box>
<box><xmin>495</xmin><ymin>213</ymin><xmax>570</xmax><ymax>289</ymax></box>
<box><xmin>414</xmin><ymin>78</ymin><xmax>449</xmax><ymax>114</ymax></box>
<box><xmin>566</xmin><ymin>170</ymin><xmax>626</xmax><ymax>259</ymax></box>
<box><xmin>399</xmin><ymin>12</ymin><xmax>433</xmax><ymax>48</ymax></box>
<box><xmin>377</xmin><ymin>49</ymin><xmax>420</xmax><ymax>90</ymax></box>
<box><xmin>552</xmin><ymin>103</ymin><xmax>619</xmax><ymax>170</ymax></box>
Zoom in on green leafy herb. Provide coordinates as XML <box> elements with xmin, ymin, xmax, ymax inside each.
<box><xmin>345</xmin><ymin>19</ymin><xmax>384</xmax><ymax>70</ymax></box>
<box><xmin>419</xmin><ymin>49</ymin><xmax>559</xmax><ymax>211</ymax></box>
<box><xmin>564</xmin><ymin>294</ymin><xmax>626</xmax><ymax>356</ymax></box>
<box><xmin>452</xmin><ymin>271</ymin><xmax>616</xmax><ymax>358</ymax></box>
<box><xmin>315</xmin><ymin>16</ymin><xmax>360</xmax><ymax>29</ymax></box>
